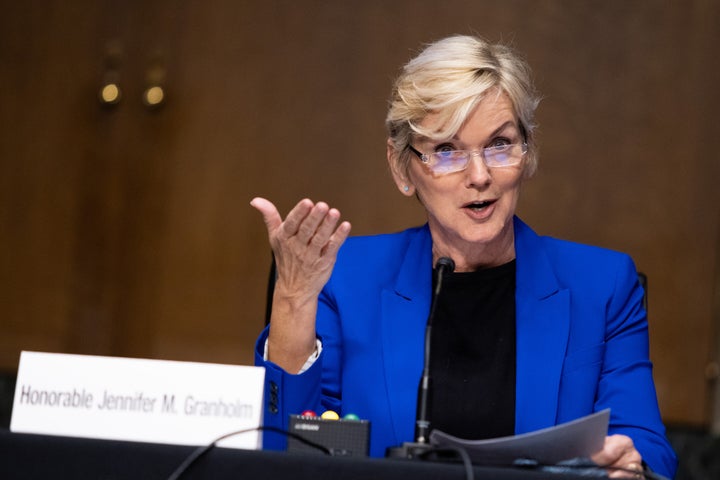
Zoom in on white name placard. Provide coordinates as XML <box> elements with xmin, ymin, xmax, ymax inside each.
<box><xmin>10</xmin><ymin>351</ymin><xmax>265</xmax><ymax>449</ymax></box>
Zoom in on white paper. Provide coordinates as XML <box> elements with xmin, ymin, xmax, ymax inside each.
<box><xmin>11</xmin><ymin>351</ymin><xmax>265</xmax><ymax>449</ymax></box>
<box><xmin>430</xmin><ymin>409</ymin><xmax>609</xmax><ymax>465</ymax></box>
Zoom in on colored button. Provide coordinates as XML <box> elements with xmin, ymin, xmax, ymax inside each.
<box><xmin>320</xmin><ymin>410</ymin><xmax>340</xmax><ymax>420</ymax></box>
<box><xmin>300</xmin><ymin>410</ymin><xmax>317</xmax><ymax>417</ymax></box>
<box><xmin>343</xmin><ymin>413</ymin><xmax>360</xmax><ymax>421</ymax></box>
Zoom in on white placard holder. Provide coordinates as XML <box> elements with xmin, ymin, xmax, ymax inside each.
<box><xmin>10</xmin><ymin>351</ymin><xmax>265</xmax><ymax>449</ymax></box>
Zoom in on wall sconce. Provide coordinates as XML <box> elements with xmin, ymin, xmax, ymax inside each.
<box><xmin>99</xmin><ymin>41</ymin><xmax>123</xmax><ymax>107</ymax></box>
<box><xmin>142</xmin><ymin>85</ymin><xmax>165</xmax><ymax>107</ymax></box>
<box><xmin>99</xmin><ymin>81</ymin><xmax>122</xmax><ymax>105</ymax></box>
<box><xmin>143</xmin><ymin>51</ymin><xmax>166</xmax><ymax>109</ymax></box>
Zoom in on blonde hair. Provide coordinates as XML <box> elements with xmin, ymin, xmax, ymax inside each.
<box><xmin>386</xmin><ymin>35</ymin><xmax>540</xmax><ymax>177</ymax></box>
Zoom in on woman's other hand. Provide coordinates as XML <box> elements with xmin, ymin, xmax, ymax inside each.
<box><xmin>591</xmin><ymin>434</ymin><xmax>644</xmax><ymax>478</ymax></box>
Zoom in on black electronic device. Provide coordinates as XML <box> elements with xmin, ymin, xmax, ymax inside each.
<box><xmin>287</xmin><ymin>414</ymin><xmax>370</xmax><ymax>457</ymax></box>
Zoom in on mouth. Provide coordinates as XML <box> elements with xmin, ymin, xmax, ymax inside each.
<box><xmin>463</xmin><ymin>200</ymin><xmax>496</xmax><ymax>211</ymax></box>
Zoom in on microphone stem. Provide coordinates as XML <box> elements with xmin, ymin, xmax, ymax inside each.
<box><xmin>414</xmin><ymin>262</ymin><xmax>449</xmax><ymax>444</ymax></box>
<box><xmin>415</xmin><ymin>323</ymin><xmax>432</xmax><ymax>443</ymax></box>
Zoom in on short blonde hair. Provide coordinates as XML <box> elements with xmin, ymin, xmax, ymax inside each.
<box><xmin>386</xmin><ymin>35</ymin><xmax>540</xmax><ymax>177</ymax></box>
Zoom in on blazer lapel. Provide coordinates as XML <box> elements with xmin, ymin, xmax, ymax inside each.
<box><xmin>514</xmin><ymin>217</ymin><xmax>570</xmax><ymax>433</ymax></box>
<box><xmin>380</xmin><ymin>226</ymin><xmax>433</xmax><ymax>444</ymax></box>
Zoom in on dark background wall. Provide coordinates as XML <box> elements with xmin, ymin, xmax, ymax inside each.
<box><xmin>1</xmin><ymin>0</ymin><xmax>719</xmax><ymax>434</ymax></box>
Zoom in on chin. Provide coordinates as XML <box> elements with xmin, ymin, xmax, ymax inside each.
<box><xmin>462</xmin><ymin>220</ymin><xmax>512</xmax><ymax>245</ymax></box>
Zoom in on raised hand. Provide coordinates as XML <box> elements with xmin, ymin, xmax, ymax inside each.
<box><xmin>251</xmin><ymin>197</ymin><xmax>351</xmax><ymax>373</ymax></box>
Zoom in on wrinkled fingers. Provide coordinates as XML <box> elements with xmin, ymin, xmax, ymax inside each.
<box><xmin>295</xmin><ymin>202</ymin><xmax>331</xmax><ymax>245</ymax></box>
<box><xmin>276</xmin><ymin>198</ymin><xmax>315</xmax><ymax>241</ymax></box>
<box><xmin>307</xmin><ymin>207</ymin><xmax>343</xmax><ymax>251</ymax></box>
<box><xmin>322</xmin><ymin>220</ymin><xmax>351</xmax><ymax>258</ymax></box>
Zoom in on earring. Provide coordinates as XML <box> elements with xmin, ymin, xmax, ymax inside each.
<box><xmin>403</xmin><ymin>185</ymin><xmax>410</xmax><ymax>192</ymax></box>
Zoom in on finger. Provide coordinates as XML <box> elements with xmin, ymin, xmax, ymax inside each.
<box><xmin>294</xmin><ymin>201</ymin><xmax>330</xmax><ymax>243</ymax></box>
<box><xmin>322</xmin><ymin>220</ymin><xmax>352</xmax><ymax>257</ymax></box>
<box><xmin>608</xmin><ymin>464</ymin><xmax>642</xmax><ymax>479</ymax></box>
<box><xmin>619</xmin><ymin>456</ymin><xmax>643</xmax><ymax>478</ymax></box>
<box><xmin>307</xmin><ymin>207</ymin><xmax>342</xmax><ymax>252</ymax></box>
<box><xmin>250</xmin><ymin>197</ymin><xmax>283</xmax><ymax>235</ymax></box>
<box><xmin>279</xmin><ymin>199</ymin><xmax>316</xmax><ymax>239</ymax></box>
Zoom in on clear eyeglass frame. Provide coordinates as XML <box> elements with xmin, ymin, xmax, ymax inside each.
<box><xmin>407</xmin><ymin>142</ymin><xmax>528</xmax><ymax>175</ymax></box>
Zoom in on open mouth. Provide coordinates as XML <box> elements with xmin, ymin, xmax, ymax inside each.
<box><xmin>464</xmin><ymin>200</ymin><xmax>495</xmax><ymax>211</ymax></box>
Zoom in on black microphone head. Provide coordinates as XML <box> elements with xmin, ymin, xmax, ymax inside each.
<box><xmin>435</xmin><ymin>257</ymin><xmax>455</xmax><ymax>273</ymax></box>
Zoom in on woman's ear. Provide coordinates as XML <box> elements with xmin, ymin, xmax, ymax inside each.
<box><xmin>387</xmin><ymin>138</ymin><xmax>415</xmax><ymax>196</ymax></box>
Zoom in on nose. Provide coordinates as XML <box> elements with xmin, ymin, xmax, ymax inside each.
<box><xmin>464</xmin><ymin>152</ymin><xmax>492</xmax><ymax>188</ymax></box>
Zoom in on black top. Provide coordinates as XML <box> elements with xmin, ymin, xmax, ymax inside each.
<box><xmin>429</xmin><ymin>260</ymin><xmax>517</xmax><ymax>440</ymax></box>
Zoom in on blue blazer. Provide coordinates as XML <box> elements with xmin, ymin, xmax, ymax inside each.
<box><xmin>256</xmin><ymin>217</ymin><xmax>677</xmax><ymax>478</ymax></box>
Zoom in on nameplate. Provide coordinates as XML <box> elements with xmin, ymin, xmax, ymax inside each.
<box><xmin>10</xmin><ymin>351</ymin><xmax>265</xmax><ymax>449</ymax></box>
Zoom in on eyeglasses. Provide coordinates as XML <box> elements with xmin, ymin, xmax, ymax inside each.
<box><xmin>407</xmin><ymin>142</ymin><xmax>528</xmax><ymax>175</ymax></box>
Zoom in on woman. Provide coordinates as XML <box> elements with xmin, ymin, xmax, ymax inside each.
<box><xmin>251</xmin><ymin>35</ymin><xmax>677</xmax><ymax>478</ymax></box>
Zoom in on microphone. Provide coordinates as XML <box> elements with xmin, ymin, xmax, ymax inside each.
<box><xmin>415</xmin><ymin>256</ymin><xmax>454</xmax><ymax>444</ymax></box>
<box><xmin>386</xmin><ymin>256</ymin><xmax>455</xmax><ymax>459</ymax></box>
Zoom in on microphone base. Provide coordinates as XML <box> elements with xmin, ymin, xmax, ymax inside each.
<box><xmin>385</xmin><ymin>441</ymin><xmax>433</xmax><ymax>460</ymax></box>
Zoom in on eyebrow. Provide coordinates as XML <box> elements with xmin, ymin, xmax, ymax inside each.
<box><xmin>451</xmin><ymin>120</ymin><xmax>518</xmax><ymax>143</ymax></box>
<box><xmin>415</xmin><ymin>119</ymin><xmax>520</xmax><ymax>146</ymax></box>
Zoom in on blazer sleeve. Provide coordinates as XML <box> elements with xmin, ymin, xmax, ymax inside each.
<box><xmin>595</xmin><ymin>254</ymin><xmax>677</xmax><ymax>478</ymax></box>
<box><xmin>254</xmin><ymin>285</ymin><xmax>344</xmax><ymax>451</ymax></box>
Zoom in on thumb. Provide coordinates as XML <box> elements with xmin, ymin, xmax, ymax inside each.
<box><xmin>250</xmin><ymin>197</ymin><xmax>282</xmax><ymax>234</ymax></box>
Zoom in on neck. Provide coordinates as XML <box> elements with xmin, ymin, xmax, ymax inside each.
<box><xmin>430</xmin><ymin>226</ymin><xmax>515</xmax><ymax>272</ymax></box>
